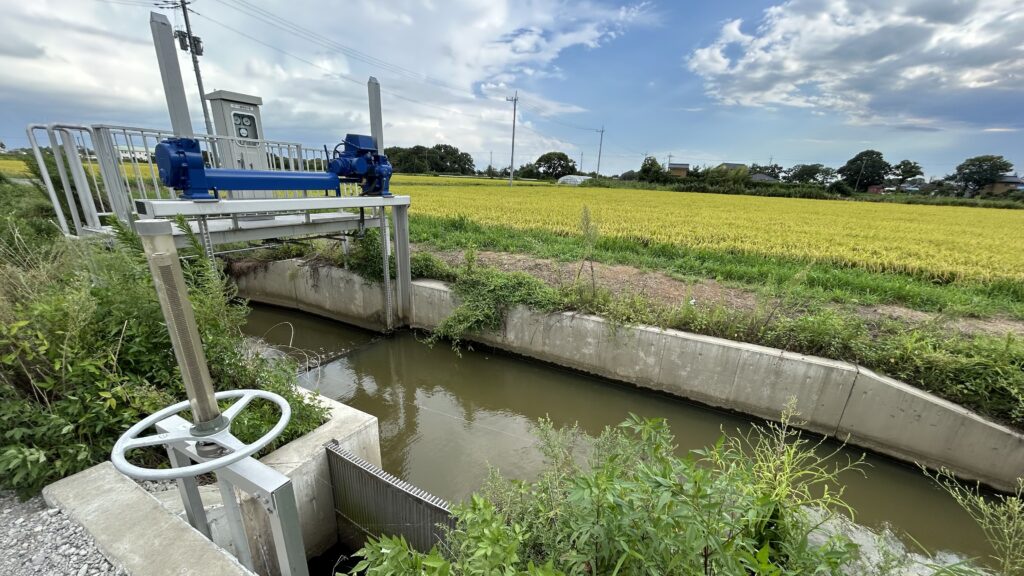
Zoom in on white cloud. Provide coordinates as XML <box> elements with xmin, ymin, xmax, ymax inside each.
<box><xmin>0</xmin><ymin>0</ymin><xmax>650</xmax><ymax>169</ymax></box>
<box><xmin>687</xmin><ymin>0</ymin><xmax>1024</xmax><ymax>131</ymax></box>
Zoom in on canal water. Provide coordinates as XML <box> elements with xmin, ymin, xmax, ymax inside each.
<box><xmin>244</xmin><ymin>303</ymin><xmax>993</xmax><ymax>562</ymax></box>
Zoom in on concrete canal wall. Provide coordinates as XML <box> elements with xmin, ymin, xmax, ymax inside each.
<box><xmin>234</xmin><ymin>259</ymin><xmax>1024</xmax><ymax>492</ymax></box>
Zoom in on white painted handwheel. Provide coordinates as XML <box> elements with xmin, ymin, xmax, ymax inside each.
<box><xmin>110</xmin><ymin>389</ymin><xmax>291</xmax><ymax>481</ymax></box>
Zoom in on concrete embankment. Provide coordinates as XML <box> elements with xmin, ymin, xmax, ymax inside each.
<box><xmin>233</xmin><ymin>259</ymin><xmax>1024</xmax><ymax>492</ymax></box>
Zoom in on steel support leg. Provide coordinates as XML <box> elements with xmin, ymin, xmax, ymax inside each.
<box><xmin>217</xmin><ymin>476</ymin><xmax>256</xmax><ymax>571</ymax></box>
<box><xmin>167</xmin><ymin>446</ymin><xmax>211</xmax><ymax>539</ymax></box>
<box><xmin>393</xmin><ymin>205</ymin><xmax>411</xmax><ymax>325</ymax></box>
<box><xmin>379</xmin><ymin>208</ymin><xmax>393</xmax><ymax>331</ymax></box>
<box><xmin>268</xmin><ymin>481</ymin><xmax>310</xmax><ymax>576</ymax></box>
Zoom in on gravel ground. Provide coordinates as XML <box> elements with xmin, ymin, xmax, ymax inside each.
<box><xmin>0</xmin><ymin>491</ymin><xmax>126</xmax><ymax>576</ymax></box>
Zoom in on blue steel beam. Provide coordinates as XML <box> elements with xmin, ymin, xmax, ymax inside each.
<box><xmin>155</xmin><ymin>136</ymin><xmax>392</xmax><ymax>200</ymax></box>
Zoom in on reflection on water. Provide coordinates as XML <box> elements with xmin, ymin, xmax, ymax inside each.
<box><xmin>245</xmin><ymin>303</ymin><xmax>993</xmax><ymax>561</ymax></box>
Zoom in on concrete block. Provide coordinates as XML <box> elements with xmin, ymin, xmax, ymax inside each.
<box><xmin>597</xmin><ymin>323</ymin><xmax>667</xmax><ymax>387</ymax></box>
<box><xmin>410</xmin><ymin>280</ymin><xmax>458</xmax><ymax>330</ymax></box>
<box><xmin>293</xmin><ymin>265</ymin><xmax>389</xmax><ymax>332</ymax></box>
<box><xmin>729</xmin><ymin>348</ymin><xmax>857</xmax><ymax>435</ymax></box>
<box><xmin>837</xmin><ymin>369</ymin><xmax>1024</xmax><ymax>492</ymax></box>
<box><xmin>655</xmin><ymin>330</ymin><xmax>744</xmax><ymax>409</ymax></box>
<box><xmin>234</xmin><ymin>260</ymin><xmax>300</xmax><ymax>310</ymax></box>
<box><xmin>43</xmin><ymin>462</ymin><xmax>252</xmax><ymax>576</ymax></box>
<box><xmin>238</xmin><ymin>391</ymin><xmax>380</xmax><ymax>576</ymax></box>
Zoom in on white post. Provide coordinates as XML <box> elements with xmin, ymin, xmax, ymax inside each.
<box><xmin>150</xmin><ymin>12</ymin><xmax>194</xmax><ymax>137</ymax></box>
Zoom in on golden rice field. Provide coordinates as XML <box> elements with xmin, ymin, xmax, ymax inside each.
<box><xmin>0</xmin><ymin>158</ymin><xmax>31</xmax><ymax>177</ymax></box>
<box><xmin>398</xmin><ymin>183</ymin><xmax>1024</xmax><ymax>283</ymax></box>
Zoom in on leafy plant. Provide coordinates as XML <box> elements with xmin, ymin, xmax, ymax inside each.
<box><xmin>351</xmin><ymin>412</ymin><xmax>865</xmax><ymax>575</ymax></box>
<box><xmin>0</xmin><ymin>181</ymin><xmax>327</xmax><ymax>495</ymax></box>
<box><xmin>928</xmin><ymin>470</ymin><xmax>1024</xmax><ymax>575</ymax></box>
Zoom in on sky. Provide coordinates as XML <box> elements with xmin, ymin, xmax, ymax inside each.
<box><xmin>0</xmin><ymin>0</ymin><xmax>1021</xmax><ymax>178</ymax></box>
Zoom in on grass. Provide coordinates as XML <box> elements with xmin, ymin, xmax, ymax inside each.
<box><xmin>408</xmin><ymin>214</ymin><xmax>1024</xmax><ymax>319</ymax></box>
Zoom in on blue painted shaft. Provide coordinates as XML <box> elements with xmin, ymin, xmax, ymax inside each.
<box><xmin>205</xmin><ymin>169</ymin><xmax>339</xmax><ymax>191</ymax></box>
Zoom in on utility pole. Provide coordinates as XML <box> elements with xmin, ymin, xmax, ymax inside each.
<box><xmin>489</xmin><ymin>150</ymin><xmax>493</xmax><ymax>177</ymax></box>
<box><xmin>177</xmin><ymin>1</ymin><xmax>215</xmax><ymax>141</ymax></box>
<box><xmin>506</xmin><ymin>91</ymin><xmax>518</xmax><ymax>187</ymax></box>
<box><xmin>595</xmin><ymin>126</ymin><xmax>605</xmax><ymax>176</ymax></box>
<box><xmin>854</xmin><ymin>158</ymin><xmax>867</xmax><ymax>192</ymax></box>
<box><xmin>579</xmin><ymin>152</ymin><xmax>584</xmax><ymax>173</ymax></box>
<box><xmin>667</xmin><ymin>153</ymin><xmax>673</xmax><ymax>168</ymax></box>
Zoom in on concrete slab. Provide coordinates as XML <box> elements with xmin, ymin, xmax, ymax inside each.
<box><xmin>43</xmin><ymin>462</ymin><xmax>253</xmax><ymax>576</ymax></box>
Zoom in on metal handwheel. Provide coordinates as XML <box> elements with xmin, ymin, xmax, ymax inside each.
<box><xmin>111</xmin><ymin>389</ymin><xmax>291</xmax><ymax>481</ymax></box>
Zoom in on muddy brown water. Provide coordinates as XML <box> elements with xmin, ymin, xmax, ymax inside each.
<box><xmin>244</xmin><ymin>303</ymin><xmax>994</xmax><ymax>562</ymax></box>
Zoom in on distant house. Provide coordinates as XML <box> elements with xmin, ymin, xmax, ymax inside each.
<box><xmin>667</xmin><ymin>162</ymin><xmax>689</xmax><ymax>177</ymax></box>
<box><xmin>866</xmin><ymin>184</ymin><xmax>885</xmax><ymax>194</ymax></box>
<box><xmin>116</xmin><ymin>145</ymin><xmax>149</xmax><ymax>162</ymax></box>
<box><xmin>750</xmin><ymin>173</ymin><xmax>778</xmax><ymax>183</ymax></box>
<box><xmin>715</xmin><ymin>162</ymin><xmax>746</xmax><ymax>171</ymax></box>
<box><xmin>557</xmin><ymin>175</ymin><xmax>592</xmax><ymax>186</ymax></box>
<box><xmin>982</xmin><ymin>174</ymin><xmax>1023</xmax><ymax>196</ymax></box>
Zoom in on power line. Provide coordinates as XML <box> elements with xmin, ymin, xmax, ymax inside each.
<box><xmin>211</xmin><ymin>0</ymin><xmax>475</xmax><ymax>97</ymax></box>
<box><xmin>210</xmin><ymin>0</ymin><xmax>608</xmax><ymax>136</ymax></box>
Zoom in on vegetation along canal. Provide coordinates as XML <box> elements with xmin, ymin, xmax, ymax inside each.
<box><xmin>244</xmin><ymin>303</ymin><xmax>993</xmax><ymax>562</ymax></box>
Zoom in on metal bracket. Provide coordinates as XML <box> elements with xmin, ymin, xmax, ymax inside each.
<box><xmin>156</xmin><ymin>414</ymin><xmax>310</xmax><ymax>576</ymax></box>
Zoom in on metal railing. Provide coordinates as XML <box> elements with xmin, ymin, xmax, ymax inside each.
<box><xmin>27</xmin><ymin>122</ymin><xmax>363</xmax><ymax>234</ymax></box>
<box><xmin>326</xmin><ymin>441</ymin><xmax>454</xmax><ymax>553</ymax></box>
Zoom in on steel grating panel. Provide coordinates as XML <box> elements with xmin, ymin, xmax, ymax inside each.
<box><xmin>325</xmin><ymin>440</ymin><xmax>454</xmax><ymax>553</ymax></box>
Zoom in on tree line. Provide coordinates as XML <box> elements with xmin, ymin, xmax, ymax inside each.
<box><xmin>620</xmin><ymin>151</ymin><xmax>1017</xmax><ymax>198</ymax></box>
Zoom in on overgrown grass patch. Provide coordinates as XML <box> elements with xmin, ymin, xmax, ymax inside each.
<box><xmin>0</xmin><ymin>181</ymin><xmax>327</xmax><ymax>496</ymax></box>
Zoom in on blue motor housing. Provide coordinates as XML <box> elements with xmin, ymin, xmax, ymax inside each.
<box><xmin>328</xmin><ymin>134</ymin><xmax>392</xmax><ymax>196</ymax></box>
<box><xmin>155</xmin><ymin>138</ymin><xmax>215</xmax><ymax>200</ymax></box>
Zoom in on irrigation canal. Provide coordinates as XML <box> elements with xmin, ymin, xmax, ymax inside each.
<box><xmin>244</xmin><ymin>303</ymin><xmax>992</xmax><ymax>562</ymax></box>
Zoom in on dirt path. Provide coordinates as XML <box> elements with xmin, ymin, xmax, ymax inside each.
<box><xmin>419</xmin><ymin>246</ymin><xmax>1024</xmax><ymax>338</ymax></box>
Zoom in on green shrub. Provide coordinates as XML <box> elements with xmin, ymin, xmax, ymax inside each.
<box><xmin>352</xmin><ymin>412</ymin><xmax>864</xmax><ymax>575</ymax></box>
<box><xmin>0</xmin><ymin>191</ymin><xmax>327</xmax><ymax>496</ymax></box>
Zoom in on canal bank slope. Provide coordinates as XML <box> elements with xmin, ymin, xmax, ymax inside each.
<box><xmin>232</xmin><ymin>259</ymin><xmax>1024</xmax><ymax>492</ymax></box>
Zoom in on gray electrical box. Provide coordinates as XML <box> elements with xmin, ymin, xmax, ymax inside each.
<box><xmin>205</xmin><ymin>90</ymin><xmax>268</xmax><ymax>171</ymax></box>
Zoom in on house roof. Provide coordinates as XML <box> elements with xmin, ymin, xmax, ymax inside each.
<box><xmin>716</xmin><ymin>163</ymin><xmax>746</xmax><ymax>170</ymax></box>
<box><xmin>750</xmin><ymin>173</ymin><xmax>778</xmax><ymax>182</ymax></box>
<box><xmin>994</xmin><ymin>174</ymin><xmax>1022</xmax><ymax>184</ymax></box>
<box><xmin>668</xmin><ymin>163</ymin><xmax>689</xmax><ymax>169</ymax></box>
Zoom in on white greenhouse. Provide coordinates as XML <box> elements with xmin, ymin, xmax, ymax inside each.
<box><xmin>556</xmin><ymin>175</ymin><xmax>592</xmax><ymax>185</ymax></box>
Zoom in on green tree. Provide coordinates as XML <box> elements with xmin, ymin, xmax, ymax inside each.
<box><xmin>517</xmin><ymin>162</ymin><xmax>540</xmax><ymax>179</ymax></box>
<box><xmin>953</xmin><ymin>155</ymin><xmax>1014</xmax><ymax>195</ymax></box>
<box><xmin>785</xmin><ymin>163</ymin><xmax>826</xmax><ymax>184</ymax></box>
<box><xmin>750</xmin><ymin>163</ymin><xmax>784</xmax><ymax>179</ymax></box>
<box><xmin>892</xmin><ymin>160</ymin><xmax>924</xmax><ymax>190</ymax></box>
<box><xmin>534</xmin><ymin>152</ymin><xmax>577</xmax><ymax>180</ymax></box>
<box><xmin>638</xmin><ymin>156</ymin><xmax>667</xmax><ymax>183</ymax></box>
<box><xmin>838</xmin><ymin>150</ymin><xmax>891</xmax><ymax>191</ymax></box>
